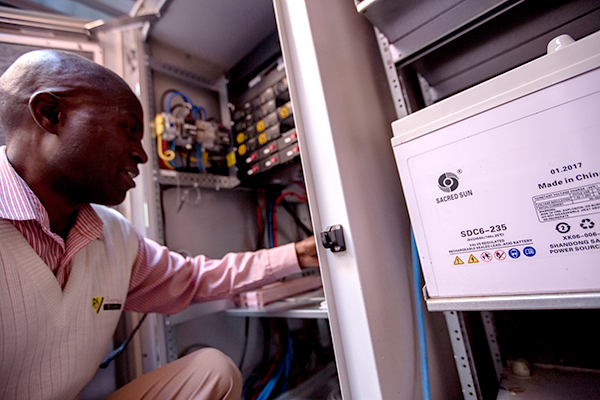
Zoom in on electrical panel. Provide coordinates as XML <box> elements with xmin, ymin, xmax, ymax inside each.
<box><xmin>230</xmin><ymin>60</ymin><xmax>300</xmax><ymax>181</ymax></box>
<box><xmin>154</xmin><ymin>90</ymin><xmax>234</xmax><ymax>176</ymax></box>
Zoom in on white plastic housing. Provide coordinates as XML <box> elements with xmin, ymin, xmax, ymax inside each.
<box><xmin>392</xmin><ymin>31</ymin><xmax>600</xmax><ymax>298</ymax></box>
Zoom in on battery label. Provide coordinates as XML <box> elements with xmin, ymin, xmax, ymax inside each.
<box><xmin>533</xmin><ymin>183</ymin><xmax>600</xmax><ymax>222</ymax></box>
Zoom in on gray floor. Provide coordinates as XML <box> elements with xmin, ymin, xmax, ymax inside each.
<box><xmin>497</xmin><ymin>364</ymin><xmax>600</xmax><ymax>400</ymax></box>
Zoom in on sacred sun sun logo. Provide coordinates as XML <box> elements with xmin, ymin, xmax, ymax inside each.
<box><xmin>438</xmin><ymin>172</ymin><xmax>459</xmax><ymax>192</ymax></box>
<box><xmin>436</xmin><ymin>170</ymin><xmax>473</xmax><ymax>204</ymax></box>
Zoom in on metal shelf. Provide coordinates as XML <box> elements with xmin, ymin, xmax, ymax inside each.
<box><xmin>424</xmin><ymin>287</ymin><xmax>600</xmax><ymax>311</ymax></box>
<box><xmin>226</xmin><ymin>302</ymin><xmax>327</xmax><ymax>319</ymax></box>
<box><xmin>156</xmin><ymin>169</ymin><xmax>240</xmax><ymax>189</ymax></box>
<box><xmin>226</xmin><ymin>289</ymin><xmax>328</xmax><ymax>319</ymax></box>
<box><xmin>164</xmin><ymin>291</ymin><xmax>328</xmax><ymax>326</ymax></box>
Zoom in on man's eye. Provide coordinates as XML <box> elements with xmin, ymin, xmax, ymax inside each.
<box><xmin>123</xmin><ymin>124</ymin><xmax>138</xmax><ymax>137</ymax></box>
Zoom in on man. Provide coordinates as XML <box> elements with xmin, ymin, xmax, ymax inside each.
<box><xmin>0</xmin><ymin>50</ymin><xmax>318</xmax><ymax>400</ymax></box>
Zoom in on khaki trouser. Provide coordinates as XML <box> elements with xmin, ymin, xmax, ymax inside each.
<box><xmin>105</xmin><ymin>348</ymin><xmax>242</xmax><ymax>400</ymax></box>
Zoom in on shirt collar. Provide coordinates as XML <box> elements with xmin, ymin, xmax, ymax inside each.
<box><xmin>0</xmin><ymin>145</ymin><xmax>43</xmax><ymax>222</ymax></box>
<box><xmin>0</xmin><ymin>145</ymin><xmax>103</xmax><ymax>240</ymax></box>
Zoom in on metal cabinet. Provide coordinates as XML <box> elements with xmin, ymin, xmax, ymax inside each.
<box><xmin>366</xmin><ymin>0</ymin><xmax>600</xmax><ymax>399</ymax></box>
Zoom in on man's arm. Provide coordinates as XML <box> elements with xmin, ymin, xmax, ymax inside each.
<box><xmin>124</xmin><ymin>232</ymin><xmax>318</xmax><ymax>314</ymax></box>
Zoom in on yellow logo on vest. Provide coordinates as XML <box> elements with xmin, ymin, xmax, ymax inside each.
<box><xmin>92</xmin><ymin>297</ymin><xmax>104</xmax><ymax>314</ymax></box>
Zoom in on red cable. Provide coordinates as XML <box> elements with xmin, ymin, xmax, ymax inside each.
<box><xmin>255</xmin><ymin>190</ymin><xmax>266</xmax><ymax>249</ymax></box>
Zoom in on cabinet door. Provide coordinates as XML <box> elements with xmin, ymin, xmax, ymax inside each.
<box><xmin>274</xmin><ymin>1</ymin><xmax>463</xmax><ymax>399</ymax></box>
<box><xmin>274</xmin><ymin>1</ymin><xmax>422</xmax><ymax>399</ymax></box>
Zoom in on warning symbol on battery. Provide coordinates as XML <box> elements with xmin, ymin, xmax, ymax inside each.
<box><xmin>495</xmin><ymin>250</ymin><xmax>507</xmax><ymax>261</ymax></box>
<box><xmin>454</xmin><ymin>256</ymin><xmax>464</xmax><ymax>265</ymax></box>
<box><xmin>481</xmin><ymin>252</ymin><xmax>493</xmax><ymax>262</ymax></box>
<box><xmin>468</xmin><ymin>254</ymin><xmax>479</xmax><ymax>264</ymax></box>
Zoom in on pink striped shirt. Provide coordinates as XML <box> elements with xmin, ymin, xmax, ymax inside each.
<box><xmin>0</xmin><ymin>146</ymin><xmax>300</xmax><ymax>314</ymax></box>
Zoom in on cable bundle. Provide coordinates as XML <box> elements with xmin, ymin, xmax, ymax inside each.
<box><xmin>155</xmin><ymin>90</ymin><xmax>232</xmax><ymax>175</ymax></box>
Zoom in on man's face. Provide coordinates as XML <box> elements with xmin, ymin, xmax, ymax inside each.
<box><xmin>48</xmin><ymin>82</ymin><xmax>148</xmax><ymax>206</ymax></box>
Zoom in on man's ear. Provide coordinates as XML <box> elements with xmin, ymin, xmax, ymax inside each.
<box><xmin>28</xmin><ymin>91</ymin><xmax>62</xmax><ymax>133</ymax></box>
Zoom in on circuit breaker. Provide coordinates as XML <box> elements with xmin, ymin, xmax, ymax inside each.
<box><xmin>231</xmin><ymin>60</ymin><xmax>299</xmax><ymax>180</ymax></box>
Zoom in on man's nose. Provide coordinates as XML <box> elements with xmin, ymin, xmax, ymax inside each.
<box><xmin>132</xmin><ymin>142</ymin><xmax>149</xmax><ymax>164</ymax></box>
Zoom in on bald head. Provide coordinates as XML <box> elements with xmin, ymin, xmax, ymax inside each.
<box><xmin>0</xmin><ymin>49</ymin><xmax>146</xmax><ymax>218</ymax></box>
<box><xmin>0</xmin><ymin>50</ymin><xmax>131</xmax><ymax>140</ymax></box>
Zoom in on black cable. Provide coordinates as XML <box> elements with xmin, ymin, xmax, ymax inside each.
<box><xmin>99</xmin><ymin>313</ymin><xmax>148</xmax><ymax>368</ymax></box>
<box><xmin>279</xmin><ymin>200</ymin><xmax>313</xmax><ymax>236</ymax></box>
<box><xmin>185</xmin><ymin>147</ymin><xmax>192</xmax><ymax>169</ymax></box>
<box><xmin>238</xmin><ymin>317</ymin><xmax>250</xmax><ymax>370</ymax></box>
<box><xmin>243</xmin><ymin>318</ymin><xmax>272</xmax><ymax>399</ymax></box>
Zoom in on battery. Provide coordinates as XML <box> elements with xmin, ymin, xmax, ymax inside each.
<box><xmin>391</xmin><ymin>32</ymin><xmax>600</xmax><ymax>299</ymax></box>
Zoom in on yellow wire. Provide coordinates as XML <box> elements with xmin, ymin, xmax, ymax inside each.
<box><xmin>155</xmin><ymin>114</ymin><xmax>176</xmax><ymax>167</ymax></box>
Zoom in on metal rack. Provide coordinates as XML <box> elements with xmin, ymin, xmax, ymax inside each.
<box><xmin>367</xmin><ymin>1</ymin><xmax>600</xmax><ymax>399</ymax></box>
<box><xmin>161</xmin><ymin>292</ymin><xmax>327</xmax><ymax>364</ymax></box>
<box><xmin>425</xmin><ymin>290</ymin><xmax>600</xmax><ymax>312</ymax></box>
<box><xmin>164</xmin><ymin>289</ymin><xmax>327</xmax><ymax>326</ymax></box>
<box><xmin>156</xmin><ymin>169</ymin><xmax>240</xmax><ymax>189</ymax></box>
<box><xmin>225</xmin><ymin>289</ymin><xmax>327</xmax><ymax>319</ymax></box>
<box><xmin>144</xmin><ymin>56</ymin><xmax>241</xmax><ymax>363</ymax></box>
<box><xmin>145</xmin><ymin>55</ymin><xmax>326</xmax><ymax>365</ymax></box>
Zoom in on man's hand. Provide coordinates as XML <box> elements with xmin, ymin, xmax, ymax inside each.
<box><xmin>295</xmin><ymin>236</ymin><xmax>319</xmax><ymax>268</ymax></box>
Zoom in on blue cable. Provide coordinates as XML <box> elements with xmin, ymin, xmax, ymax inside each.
<box><xmin>256</xmin><ymin>332</ymin><xmax>293</xmax><ymax>400</ymax></box>
<box><xmin>164</xmin><ymin>91</ymin><xmax>207</xmax><ymax>121</ymax></box>
<box><xmin>164</xmin><ymin>91</ymin><xmax>194</xmax><ymax>114</ymax></box>
<box><xmin>256</xmin><ymin>361</ymin><xmax>283</xmax><ymax>400</ymax></box>
<box><xmin>282</xmin><ymin>333</ymin><xmax>293</xmax><ymax>392</ymax></box>
<box><xmin>412</xmin><ymin>229</ymin><xmax>431</xmax><ymax>400</ymax></box>
<box><xmin>267</xmin><ymin>200</ymin><xmax>274</xmax><ymax>249</ymax></box>
<box><xmin>169</xmin><ymin>141</ymin><xmax>182</xmax><ymax>169</ymax></box>
<box><xmin>164</xmin><ymin>92</ymin><xmax>210</xmax><ymax>177</ymax></box>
